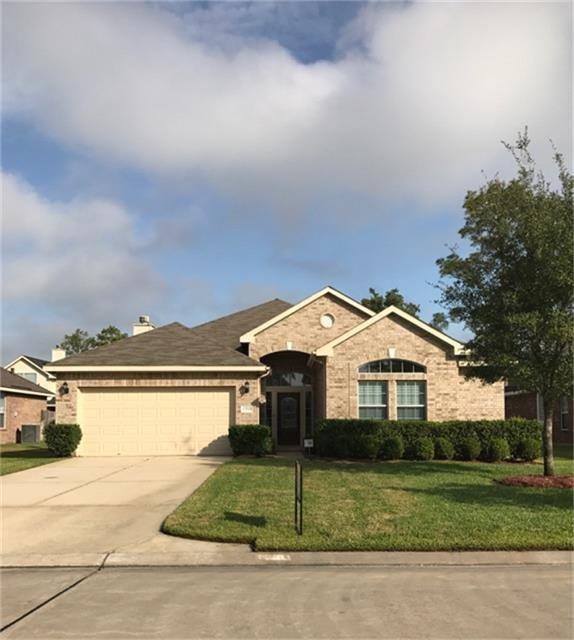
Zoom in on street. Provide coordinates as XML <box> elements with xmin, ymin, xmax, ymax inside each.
<box><xmin>2</xmin><ymin>564</ymin><xmax>572</xmax><ymax>639</ymax></box>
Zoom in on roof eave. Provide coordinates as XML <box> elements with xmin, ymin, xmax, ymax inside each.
<box><xmin>45</xmin><ymin>365</ymin><xmax>268</xmax><ymax>373</ymax></box>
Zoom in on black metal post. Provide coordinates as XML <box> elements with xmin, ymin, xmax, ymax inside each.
<box><xmin>294</xmin><ymin>460</ymin><xmax>303</xmax><ymax>535</ymax></box>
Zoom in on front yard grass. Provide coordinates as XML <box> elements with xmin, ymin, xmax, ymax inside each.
<box><xmin>162</xmin><ymin>450</ymin><xmax>573</xmax><ymax>551</ymax></box>
<box><xmin>0</xmin><ymin>443</ymin><xmax>60</xmax><ymax>476</ymax></box>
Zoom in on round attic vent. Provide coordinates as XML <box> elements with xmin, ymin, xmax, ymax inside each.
<box><xmin>320</xmin><ymin>313</ymin><xmax>335</xmax><ymax>328</ymax></box>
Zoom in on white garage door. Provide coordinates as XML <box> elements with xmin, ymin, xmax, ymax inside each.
<box><xmin>78</xmin><ymin>388</ymin><xmax>232</xmax><ymax>456</ymax></box>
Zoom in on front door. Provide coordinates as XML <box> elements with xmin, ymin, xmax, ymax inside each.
<box><xmin>277</xmin><ymin>392</ymin><xmax>301</xmax><ymax>446</ymax></box>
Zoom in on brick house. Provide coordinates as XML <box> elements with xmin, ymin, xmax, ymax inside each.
<box><xmin>505</xmin><ymin>388</ymin><xmax>573</xmax><ymax>446</ymax></box>
<box><xmin>46</xmin><ymin>286</ymin><xmax>504</xmax><ymax>456</ymax></box>
<box><xmin>0</xmin><ymin>368</ymin><xmax>53</xmax><ymax>444</ymax></box>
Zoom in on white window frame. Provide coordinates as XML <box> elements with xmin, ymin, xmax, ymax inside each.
<box><xmin>358</xmin><ymin>381</ymin><xmax>388</xmax><ymax>420</ymax></box>
<box><xmin>0</xmin><ymin>392</ymin><xmax>5</xmax><ymax>430</ymax></box>
<box><xmin>21</xmin><ymin>372</ymin><xmax>38</xmax><ymax>384</ymax></box>
<box><xmin>396</xmin><ymin>381</ymin><xmax>427</xmax><ymax>421</ymax></box>
<box><xmin>560</xmin><ymin>397</ymin><xmax>569</xmax><ymax>431</ymax></box>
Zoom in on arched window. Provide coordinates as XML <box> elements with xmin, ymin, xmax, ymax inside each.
<box><xmin>358</xmin><ymin>359</ymin><xmax>426</xmax><ymax>374</ymax></box>
<box><xmin>267</xmin><ymin>371</ymin><xmax>312</xmax><ymax>386</ymax></box>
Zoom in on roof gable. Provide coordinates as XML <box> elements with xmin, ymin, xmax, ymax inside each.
<box><xmin>3</xmin><ymin>355</ymin><xmax>53</xmax><ymax>377</ymax></box>
<box><xmin>315</xmin><ymin>305</ymin><xmax>467</xmax><ymax>356</ymax></box>
<box><xmin>0</xmin><ymin>368</ymin><xmax>53</xmax><ymax>396</ymax></box>
<box><xmin>46</xmin><ymin>323</ymin><xmax>265</xmax><ymax>371</ymax></box>
<box><xmin>239</xmin><ymin>286</ymin><xmax>374</xmax><ymax>343</ymax></box>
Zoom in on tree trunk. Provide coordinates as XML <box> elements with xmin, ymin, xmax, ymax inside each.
<box><xmin>542</xmin><ymin>396</ymin><xmax>555</xmax><ymax>477</ymax></box>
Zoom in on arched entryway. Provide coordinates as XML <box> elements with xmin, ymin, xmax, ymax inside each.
<box><xmin>260</xmin><ymin>351</ymin><xmax>317</xmax><ymax>449</ymax></box>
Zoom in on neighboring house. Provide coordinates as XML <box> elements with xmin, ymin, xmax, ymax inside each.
<box><xmin>46</xmin><ymin>286</ymin><xmax>504</xmax><ymax>456</ymax></box>
<box><xmin>505</xmin><ymin>388</ymin><xmax>573</xmax><ymax>445</ymax></box>
<box><xmin>3</xmin><ymin>353</ymin><xmax>61</xmax><ymax>411</ymax></box>
<box><xmin>0</xmin><ymin>368</ymin><xmax>54</xmax><ymax>444</ymax></box>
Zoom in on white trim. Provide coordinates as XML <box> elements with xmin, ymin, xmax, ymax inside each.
<box><xmin>239</xmin><ymin>286</ymin><xmax>375</xmax><ymax>343</ymax></box>
<box><xmin>3</xmin><ymin>355</ymin><xmax>55</xmax><ymax>379</ymax></box>
<box><xmin>0</xmin><ymin>386</ymin><xmax>52</xmax><ymax>398</ymax></box>
<box><xmin>315</xmin><ymin>305</ymin><xmax>467</xmax><ymax>356</ymax></box>
<box><xmin>45</xmin><ymin>365</ymin><xmax>267</xmax><ymax>373</ymax></box>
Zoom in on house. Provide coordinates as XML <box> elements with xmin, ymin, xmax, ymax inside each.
<box><xmin>46</xmin><ymin>286</ymin><xmax>504</xmax><ymax>456</ymax></box>
<box><xmin>3</xmin><ymin>352</ymin><xmax>64</xmax><ymax>412</ymax></box>
<box><xmin>0</xmin><ymin>368</ymin><xmax>54</xmax><ymax>444</ymax></box>
<box><xmin>505</xmin><ymin>388</ymin><xmax>573</xmax><ymax>445</ymax></box>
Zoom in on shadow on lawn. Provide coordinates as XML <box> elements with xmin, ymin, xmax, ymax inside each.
<box><xmin>230</xmin><ymin>456</ymin><xmax>500</xmax><ymax>479</ymax></box>
<box><xmin>408</xmin><ymin>482</ymin><xmax>573</xmax><ymax>510</ymax></box>
<box><xmin>0</xmin><ymin>446</ymin><xmax>55</xmax><ymax>460</ymax></box>
<box><xmin>224</xmin><ymin>511</ymin><xmax>267</xmax><ymax>527</ymax></box>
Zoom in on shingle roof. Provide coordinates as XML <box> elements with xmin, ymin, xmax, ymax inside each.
<box><xmin>47</xmin><ymin>323</ymin><xmax>264</xmax><ymax>368</ymax></box>
<box><xmin>0</xmin><ymin>368</ymin><xmax>53</xmax><ymax>395</ymax></box>
<box><xmin>188</xmin><ymin>298</ymin><xmax>292</xmax><ymax>350</ymax></box>
<box><xmin>24</xmin><ymin>355</ymin><xmax>49</xmax><ymax>368</ymax></box>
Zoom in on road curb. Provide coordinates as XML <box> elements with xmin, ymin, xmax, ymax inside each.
<box><xmin>3</xmin><ymin>550</ymin><xmax>572</xmax><ymax>569</ymax></box>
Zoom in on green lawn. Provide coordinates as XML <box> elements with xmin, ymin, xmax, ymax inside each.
<box><xmin>0</xmin><ymin>443</ymin><xmax>60</xmax><ymax>476</ymax></box>
<box><xmin>162</xmin><ymin>450</ymin><xmax>574</xmax><ymax>551</ymax></box>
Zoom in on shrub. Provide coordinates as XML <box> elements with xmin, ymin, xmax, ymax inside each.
<box><xmin>434</xmin><ymin>437</ymin><xmax>455</xmax><ymax>460</ymax></box>
<box><xmin>484</xmin><ymin>437</ymin><xmax>511</xmax><ymax>462</ymax></box>
<box><xmin>43</xmin><ymin>423</ymin><xmax>82</xmax><ymax>457</ymax></box>
<box><xmin>228</xmin><ymin>424</ymin><xmax>273</xmax><ymax>456</ymax></box>
<box><xmin>406</xmin><ymin>437</ymin><xmax>434</xmax><ymax>461</ymax></box>
<box><xmin>315</xmin><ymin>420</ymin><xmax>383</xmax><ymax>459</ymax></box>
<box><xmin>514</xmin><ymin>437</ymin><xmax>541</xmax><ymax>462</ymax></box>
<box><xmin>380</xmin><ymin>436</ymin><xmax>404</xmax><ymax>460</ymax></box>
<box><xmin>459</xmin><ymin>435</ymin><xmax>482</xmax><ymax>461</ymax></box>
<box><xmin>314</xmin><ymin>418</ymin><xmax>541</xmax><ymax>462</ymax></box>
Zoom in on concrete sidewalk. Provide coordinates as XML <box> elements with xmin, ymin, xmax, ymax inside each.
<box><xmin>2</xmin><ymin>532</ymin><xmax>571</xmax><ymax>568</ymax></box>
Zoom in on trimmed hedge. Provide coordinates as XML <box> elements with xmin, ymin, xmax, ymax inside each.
<box><xmin>314</xmin><ymin>418</ymin><xmax>541</xmax><ymax>461</ymax></box>
<box><xmin>459</xmin><ymin>435</ymin><xmax>482</xmax><ymax>461</ymax></box>
<box><xmin>483</xmin><ymin>437</ymin><xmax>511</xmax><ymax>462</ymax></box>
<box><xmin>43</xmin><ymin>423</ymin><xmax>82</xmax><ymax>457</ymax></box>
<box><xmin>434</xmin><ymin>437</ymin><xmax>455</xmax><ymax>460</ymax></box>
<box><xmin>380</xmin><ymin>436</ymin><xmax>404</xmax><ymax>460</ymax></box>
<box><xmin>514</xmin><ymin>437</ymin><xmax>541</xmax><ymax>462</ymax></box>
<box><xmin>228</xmin><ymin>424</ymin><xmax>273</xmax><ymax>456</ymax></box>
<box><xmin>406</xmin><ymin>437</ymin><xmax>434</xmax><ymax>461</ymax></box>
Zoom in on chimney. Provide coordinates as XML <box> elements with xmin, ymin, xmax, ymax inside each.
<box><xmin>132</xmin><ymin>315</ymin><xmax>155</xmax><ymax>336</ymax></box>
<box><xmin>51</xmin><ymin>348</ymin><xmax>67</xmax><ymax>362</ymax></box>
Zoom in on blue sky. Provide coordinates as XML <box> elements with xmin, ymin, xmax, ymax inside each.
<box><xmin>2</xmin><ymin>1</ymin><xmax>570</xmax><ymax>361</ymax></box>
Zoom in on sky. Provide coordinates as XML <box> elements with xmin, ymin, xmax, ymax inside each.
<box><xmin>1</xmin><ymin>0</ymin><xmax>571</xmax><ymax>362</ymax></box>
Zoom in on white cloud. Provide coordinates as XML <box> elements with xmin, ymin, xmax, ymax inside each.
<box><xmin>1</xmin><ymin>172</ymin><xmax>166</xmax><ymax>358</ymax></box>
<box><xmin>3</xmin><ymin>1</ymin><xmax>569</xmax><ymax>213</ymax></box>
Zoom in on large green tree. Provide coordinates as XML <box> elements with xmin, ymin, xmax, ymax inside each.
<box><xmin>437</xmin><ymin>131</ymin><xmax>573</xmax><ymax>476</ymax></box>
<box><xmin>361</xmin><ymin>287</ymin><xmax>449</xmax><ymax>331</ymax></box>
<box><xmin>58</xmin><ymin>325</ymin><xmax>128</xmax><ymax>354</ymax></box>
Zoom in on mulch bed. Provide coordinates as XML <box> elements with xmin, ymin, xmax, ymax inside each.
<box><xmin>497</xmin><ymin>475</ymin><xmax>574</xmax><ymax>489</ymax></box>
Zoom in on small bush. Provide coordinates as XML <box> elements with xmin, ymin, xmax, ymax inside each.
<box><xmin>228</xmin><ymin>424</ymin><xmax>273</xmax><ymax>456</ymax></box>
<box><xmin>434</xmin><ymin>437</ymin><xmax>455</xmax><ymax>460</ymax></box>
<box><xmin>514</xmin><ymin>437</ymin><xmax>541</xmax><ymax>462</ymax></box>
<box><xmin>484</xmin><ymin>437</ymin><xmax>511</xmax><ymax>462</ymax></box>
<box><xmin>380</xmin><ymin>435</ymin><xmax>405</xmax><ymax>460</ymax></box>
<box><xmin>406</xmin><ymin>437</ymin><xmax>434</xmax><ymax>461</ymax></box>
<box><xmin>43</xmin><ymin>423</ymin><xmax>82</xmax><ymax>457</ymax></box>
<box><xmin>459</xmin><ymin>435</ymin><xmax>481</xmax><ymax>461</ymax></box>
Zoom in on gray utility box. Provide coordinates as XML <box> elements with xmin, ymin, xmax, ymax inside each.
<box><xmin>21</xmin><ymin>425</ymin><xmax>40</xmax><ymax>443</ymax></box>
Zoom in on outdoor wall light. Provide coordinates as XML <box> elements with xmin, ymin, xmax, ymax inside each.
<box><xmin>59</xmin><ymin>382</ymin><xmax>70</xmax><ymax>396</ymax></box>
<box><xmin>240</xmin><ymin>381</ymin><xmax>250</xmax><ymax>396</ymax></box>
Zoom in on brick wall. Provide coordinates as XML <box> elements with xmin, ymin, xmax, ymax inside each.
<box><xmin>55</xmin><ymin>372</ymin><xmax>263</xmax><ymax>426</ymax></box>
<box><xmin>0</xmin><ymin>394</ymin><xmax>47</xmax><ymax>444</ymax></box>
<box><xmin>325</xmin><ymin>314</ymin><xmax>504</xmax><ymax>421</ymax></box>
<box><xmin>250</xmin><ymin>293</ymin><xmax>367</xmax><ymax>360</ymax></box>
<box><xmin>506</xmin><ymin>391</ymin><xmax>573</xmax><ymax>445</ymax></box>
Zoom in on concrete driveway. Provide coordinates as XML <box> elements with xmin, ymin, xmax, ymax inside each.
<box><xmin>1</xmin><ymin>456</ymin><xmax>224</xmax><ymax>557</ymax></box>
